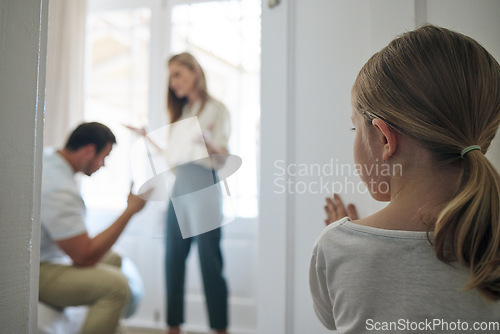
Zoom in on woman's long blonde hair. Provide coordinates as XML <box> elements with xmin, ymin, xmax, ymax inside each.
<box><xmin>353</xmin><ymin>25</ymin><xmax>500</xmax><ymax>300</ymax></box>
<box><xmin>167</xmin><ymin>52</ymin><xmax>209</xmax><ymax>123</ymax></box>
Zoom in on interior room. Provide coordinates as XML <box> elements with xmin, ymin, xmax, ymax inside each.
<box><xmin>1</xmin><ymin>0</ymin><xmax>499</xmax><ymax>333</ymax></box>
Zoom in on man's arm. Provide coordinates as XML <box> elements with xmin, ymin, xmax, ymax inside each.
<box><xmin>57</xmin><ymin>190</ymin><xmax>148</xmax><ymax>267</ymax></box>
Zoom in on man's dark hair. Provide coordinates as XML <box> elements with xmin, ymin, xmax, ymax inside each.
<box><xmin>64</xmin><ymin>122</ymin><xmax>117</xmax><ymax>153</ymax></box>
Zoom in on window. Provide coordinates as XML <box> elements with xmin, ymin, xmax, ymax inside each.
<box><xmin>82</xmin><ymin>0</ymin><xmax>260</xmax><ymax>219</ymax></box>
<box><xmin>81</xmin><ymin>1</ymin><xmax>261</xmax><ymax>328</ymax></box>
<box><xmin>82</xmin><ymin>1</ymin><xmax>161</xmax><ymax>213</ymax></box>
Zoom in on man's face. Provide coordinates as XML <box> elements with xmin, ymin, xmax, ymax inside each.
<box><xmin>83</xmin><ymin>143</ymin><xmax>113</xmax><ymax>176</ymax></box>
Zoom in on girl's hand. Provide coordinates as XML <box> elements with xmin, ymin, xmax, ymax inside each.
<box><xmin>324</xmin><ymin>193</ymin><xmax>358</xmax><ymax>226</ymax></box>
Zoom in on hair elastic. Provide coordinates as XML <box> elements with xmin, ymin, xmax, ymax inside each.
<box><xmin>460</xmin><ymin>145</ymin><xmax>481</xmax><ymax>158</ymax></box>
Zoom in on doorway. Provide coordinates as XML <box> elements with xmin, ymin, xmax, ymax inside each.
<box><xmin>83</xmin><ymin>0</ymin><xmax>261</xmax><ymax>332</ymax></box>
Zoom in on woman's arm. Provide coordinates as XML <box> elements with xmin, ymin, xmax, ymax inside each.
<box><xmin>198</xmin><ymin>121</ymin><xmax>229</xmax><ymax>167</ymax></box>
<box><xmin>123</xmin><ymin>124</ymin><xmax>164</xmax><ymax>152</ymax></box>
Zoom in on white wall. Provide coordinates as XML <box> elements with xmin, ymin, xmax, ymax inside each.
<box><xmin>0</xmin><ymin>0</ymin><xmax>48</xmax><ymax>332</ymax></box>
<box><xmin>292</xmin><ymin>1</ymin><xmax>421</xmax><ymax>332</ymax></box>
<box><xmin>258</xmin><ymin>1</ymin><xmax>291</xmax><ymax>332</ymax></box>
<box><xmin>426</xmin><ymin>1</ymin><xmax>500</xmax><ymax>167</ymax></box>
<box><xmin>259</xmin><ymin>0</ymin><xmax>500</xmax><ymax>333</ymax></box>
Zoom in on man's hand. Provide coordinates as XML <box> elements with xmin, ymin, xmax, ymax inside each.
<box><xmin>58</xmin><ymin>184</ymin><xmax>153</xmax><ymax>267</ymax></box>
<box><xmin>324</xmin><ymin>193</ymin><xmax>358</xmax><ymax>226</ymax></box>
<box><xmin>126</xmin><ymin>184</ymin><xmax>153</xmax><ymax>214</ymax></box>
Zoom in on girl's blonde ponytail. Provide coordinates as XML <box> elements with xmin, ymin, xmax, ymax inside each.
<box><xmin>435</xmin><ymin>150</ymin><xmax>500</xmax><ymax>300</ymax></box>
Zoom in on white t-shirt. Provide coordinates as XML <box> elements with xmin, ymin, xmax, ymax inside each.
<box><xmin>166</xmin><ymin>97</ymin><xmax>231</xmax><ymax>169</ymax></box>
<box><xmin>40</xmin><ymin>149</ymin><xmax>87</xmax><ymax>264</ymax></box>
<box><xmin>310</xmin><ymin>217</ymin><xmax>500</xmax><ymax>334</ymax></box>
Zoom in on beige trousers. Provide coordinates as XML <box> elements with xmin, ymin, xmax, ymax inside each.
<box><xmin>39</xmin><ymin>252</ymin><xmax>131</xmax><ymax>334</ymax></box>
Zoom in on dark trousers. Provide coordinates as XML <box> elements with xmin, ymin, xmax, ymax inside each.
<box><xmin>165</xmin><ymin>164</ymin><xmax>228</xmax><ymax>329</ymax></box>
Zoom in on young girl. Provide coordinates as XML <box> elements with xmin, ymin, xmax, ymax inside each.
<box><xmin>310</xmin><ymin>25</ymin><xmax>500</xmax><ymax>333</ymax></box>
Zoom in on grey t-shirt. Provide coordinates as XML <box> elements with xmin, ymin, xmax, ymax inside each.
<box><xmin>310</xmin><ymin>217</ymin><xmax>500</xmax><ymax>333</ymax></box>
<box><xmin>40</xmin><ymin>149</ymin><xmax>87</xmax><ymax>263</ymax></box>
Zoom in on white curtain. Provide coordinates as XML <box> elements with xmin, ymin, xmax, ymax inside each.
<box><xmin>44</xmin><ymin>0</ymin><xmax>87</xmax><ymax>147</ymax></box>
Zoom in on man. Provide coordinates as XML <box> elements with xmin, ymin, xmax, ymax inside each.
<box><xmin>39</xmin><ymin>122</ymin><xmax>149</xmax><ymax>334</ymax></box>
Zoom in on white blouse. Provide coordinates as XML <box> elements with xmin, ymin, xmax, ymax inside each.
<box><xmin>166</xmin><ymin>97</ymin><xmax>231</xmax><ymax>170</ymax></box>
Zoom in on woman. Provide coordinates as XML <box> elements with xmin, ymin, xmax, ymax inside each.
<box><xmin>165</xmin><ymin>52</ymin><xmax>230</xmax><ymax>334</ymax></box>
<box><xmin>129</xmin><ymin>52</ymin><xmax>230</xmax><ymax>334</ymax></box>
<box><xmin>311</xmin><ymin>25</ymin><xmax>500</xmax><ymax>333</ymax></box>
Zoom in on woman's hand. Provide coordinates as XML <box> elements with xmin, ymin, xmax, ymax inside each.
<box><xmin>324</xmin><ymin>193</ymin><xmax>358</xmax><ymax>226</ymax></box>
<box><xmin>123</xmin><ymin>124</ymin><xmax>147</xmax><ymax>137</ymax></box>
<box><xmin>123</xmin><ymin>124</ymin><xmax>163</xmax><ymax>152</ymax></box>
<box><xmin>195</xmin><ymin>122</ymin><xmax>228</xmax><ymax>156</ymax></box>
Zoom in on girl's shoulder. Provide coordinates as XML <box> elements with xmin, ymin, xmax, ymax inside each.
<box><xmin>313</xmin><ymin>217</ymin><xmax>350</xmax><ymax>248</ymax></box>
<box><xmin>314</xmin><ymin>216</ymin><xmax>431</xmax><ymax>251</ymax></box>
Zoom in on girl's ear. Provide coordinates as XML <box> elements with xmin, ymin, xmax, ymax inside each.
<box><xmin>372</xmin><ymin>118</ymin><xmax>398</xmax><ymax>160</ymax></box>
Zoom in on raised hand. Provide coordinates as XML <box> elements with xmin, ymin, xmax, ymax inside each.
<box><xmin>123</xmin><ymin>124</ymin><xmax>147</xmax><ymax>137</ymax></box>
<box><xmin>324</xmin><ymin>193</ymin><xmax>359</xmax><ymax>226</ymax></box>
